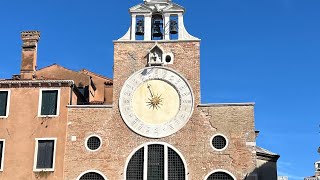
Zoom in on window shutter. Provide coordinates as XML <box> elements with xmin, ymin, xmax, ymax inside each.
<box><xmin>44</xmin><ymin>140</ymin><xmax>54</xmax><ymax>168</ymax></box>
<box><xmin>36</xmin><ymin>141</ymin><xmax>47</xmax><ymax>168</ymax></box>
<box><xmin>0</xmin><ymin>92</ymin><xmax>8</xmax><ymax>116</ymax></box>
<box><xmin>41</xmin><ymin>91</ymin><xmax>58</xmax><ymax>115</ymax></box>
<box><xmin>0</xmin><ymin>141</ymin><xmax>3</xmax><ymax>168</ymax></box>
<box><xmin>37</xmin><ymin>140</ymin><xmax>54</xmax><ymax>169</ymax></box>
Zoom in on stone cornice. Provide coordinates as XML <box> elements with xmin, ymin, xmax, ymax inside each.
<box><xmin>114</xmin><ymin>39</ymin><xmax>201</xmax><ymax>43</ymax></box>
<box><xmin>67</xmin><ymin>105</ymin><xmax>113</xmax><ymax>108</ymax></box>
<box><xmin>198</xmin><ymin>103</ymin><xmax>255</xmax><ymax>107</ymax></box>
<box><xmin>256</xmin><ymin>152</ymin><xmax>280</xmax><ymax>162</ymax></box>
<box><xmin>0</xmin><ymin>80</ymin><xmax>74</xmax><ymax>88</ymax></box>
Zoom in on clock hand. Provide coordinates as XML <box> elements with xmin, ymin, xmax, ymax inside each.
<box><xmin>147</xmin><ymin>84</ymin><xmax>154</xmax><ymax>98</ymax></box>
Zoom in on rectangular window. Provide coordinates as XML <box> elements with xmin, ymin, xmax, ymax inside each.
<box><xmin>34</xmin><ymin>138</ymin><xmax>56</xmax><ymax>171</ymax></box>
<box><xmin>0</xmin><ymin>140</ymin><xmax>4</xmax><ymax>171</ymax></box>
<box><xmin>39</xmin><ymin>89</ymin><xmax>60</xmax><ymax>116</ymax></box>
<box><xmin>0</xmin><ymin>90</ymin><xmax>10</xmax><ymax>117</ymax></box>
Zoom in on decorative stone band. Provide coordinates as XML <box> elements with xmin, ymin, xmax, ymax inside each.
<box><xmin>198</xmin><ymin>102</ymin><xmax>255</xmax><ymax>107</ymax></box>
<box><xmin>67</xmin><ymin>105</ymin><xmax>113</xmax><ymax>108</ymax></box>
<box><xmin>0</xmin><ymin>80</ymin><xmax>74</xmax><ymax>88</ymax></box>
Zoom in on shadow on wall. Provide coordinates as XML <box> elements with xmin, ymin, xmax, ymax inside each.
<box><xmin>244</xmin><ymin>160</ymin><xmax>279</xmax><ymax>180</ymax></box>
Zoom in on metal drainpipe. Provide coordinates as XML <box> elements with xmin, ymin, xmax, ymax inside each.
<box><xmin>70</xmin><ymin>84</ymin><xmax>74</xmax><ymax>105</ymax></box>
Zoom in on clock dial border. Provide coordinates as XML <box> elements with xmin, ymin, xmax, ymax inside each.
<box><xmin>119</xmin><ymin>67</ymin><xmax>194</xmax><ymax>138</ymax></box>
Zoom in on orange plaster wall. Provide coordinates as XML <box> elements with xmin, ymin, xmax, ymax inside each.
<box><xmin>0</xmin><ymin>86</ymin><xmax>71</xmax><ymax>180</ymax></box>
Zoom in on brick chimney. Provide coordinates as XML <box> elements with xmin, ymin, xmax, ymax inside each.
<box><xmin>20</xmin><ymin>31</ymin><xmax>40</xmax><ymax>80</ymax></box>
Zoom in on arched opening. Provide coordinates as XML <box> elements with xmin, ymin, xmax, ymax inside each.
<box><xmin>125</xmin><ymin>143</ymin><xmax>187</xmax><ymax>180</ymax></box>
<box><xmin>77</xmin><ymin>170</ymin><xmax>107</xmax><ymax>180</ymax></box>
<box><xmin>152</xmin><ymin>14</ymin><xmax>164</xmax><ymax>40</ymax></box>
<box><xmin>135</xmin><ymin>15</ymin><xmax>145</xmax><ymax>40</ymax></box>
<box><xmin>205</xmin><ymin>170</ymin><xmax>236</xmax><ymax>180</ymax></box>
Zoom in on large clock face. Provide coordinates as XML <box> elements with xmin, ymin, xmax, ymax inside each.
<box><xmin>119</xmin><ymin>67</ymin><xmax>194</xmax><ymax>138</ymax></box>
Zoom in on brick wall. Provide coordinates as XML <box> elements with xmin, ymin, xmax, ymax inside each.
<box><xmin>63</xmin><ymin>41</ymin><xmax>256</xmax><ymax>180</ymax></box>
<box><xmin>64</xmin><ymin>105</ymin><xmax>256</xmax><ymax>179</ymax></box>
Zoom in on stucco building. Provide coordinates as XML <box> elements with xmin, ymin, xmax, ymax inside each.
<box><xmin>0</xmin><ymin>0</ymin><xmax>279</xmax><ymax>179</ymax></box>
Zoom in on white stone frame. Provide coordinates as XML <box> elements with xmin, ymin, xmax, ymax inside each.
<box><xmin>76</xmin><ymin>169</ymin><xmax>108</xmax><ymax>180</ymax></box>
<box><xmin>210</xmin><ymin>133</ymin><xmax>229</xmax><ymax>152</ymax></box>
<box><xmin>85</xmin><ymin>134</ymin><xmax>102</xmax><ymax>152</ymax></box>
<box><xmin>0</xmin><ymin>139</ymin><xmax>5</xmax><ymax>171</ymax></box>
<box><xmin>0</xmin><ymin>90</ymin><xmax>11</xmax><ymax>119</ymax></box>
<box><xmin>204</xmin><ymin>169</ymin><xmax>237</xmax><ymax>180</ymax></box>
<box><xmin>119</xmin><ymin>67</ymin><xmax>195</xmax><ymax>138</ymax></box>
<box><xmin>124</xmin><ymin>142</ymin><xmax>189</xmax><ymax>180</ymax></box>
<box><xmin>38</xmin><ymin>88</ymin><xmax>61</xmax><ymax>117</ymax></box>
<box><xmin>162</xmin><ymin>52</ymin><xmax>174</xmax><ymax>65</ymax></box>
<box><xmin>33</xmin><ymin>138</ymin><xmax>57</xmax><ymax>172</ymax></box>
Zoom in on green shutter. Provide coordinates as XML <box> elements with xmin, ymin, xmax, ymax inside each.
<box><xmin>0</xmin><ymin>141</ymin><xmax>3</xmax><ymax>169</ymax></box>
<box><xmin>36</xmin><ymin>140</ymin><xmax>54</xmax><ymax>169</ymax></box>
<box><xmin>0</xmin><ymin>91</ymin><xmax>8</xmax><ymax>116</ymax></box>
<box><xmin>41</xmin><ymin>90</ymin><xmax>58</xmax><ymax>115</ymax></box>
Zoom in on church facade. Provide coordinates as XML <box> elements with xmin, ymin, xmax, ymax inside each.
<box><xmin>0</xmin><ymin>0</ymin><xmax>279</xmax><ymax>179</ymax></box>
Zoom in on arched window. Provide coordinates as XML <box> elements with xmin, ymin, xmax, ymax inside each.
<box><xmin>126</xmin><ymin>143</ymin><xmax>186</xmax><ymax>180</ymax></box>
<box><xmin>78</xmin><ymin>171</ymin><xmax>106</xmax><ymax>180</ymax></box>
<box><xmin>207</xmin><ymin>172</ymin><xmax>234</xmax><ymax>180</ymax></box>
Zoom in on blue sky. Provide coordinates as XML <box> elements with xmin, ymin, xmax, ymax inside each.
<box><xmin>1</xmin><ymin>0</ymin><xmax>320</xmax><ymax>179</ymax></box>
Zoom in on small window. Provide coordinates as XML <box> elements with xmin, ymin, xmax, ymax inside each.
<box><xmin>207</xmin><ymin>172</ymin><xmax>234</xmax><ymax>180</ymax></box>
<box><xmin>165</xmin><ymin>55</ymin><xmax>172</xmax><ymax>63</ymax></box>
<box><xmin>86</xmin><ymin>135</ymin><xmax>102</xmax><ymax>152</ymax></box>
<box><xmin>34</xmin><ymin>138</ymin><xmax>56</xmax><ymax>171</ymax></box>
<box><xmin>79</xmin><ymin>172</ymin><xmax>105</xmax><ymax>180</ymax></box>
<box><xmin>39</xmin><ymin>89</ymin><xmax>60</xmax><ymax>116</ymax></box>
<box><xmin>211</xmin><ymin>134</ymin><xmax>228</xmax><ymax>151</ymax></box>
<box><xmin>0</xmin><ymin>90</ymin><xmax>10</xmax><ymax>118</ymax></box>
<box><xmin>0</xmin><ymin>140</ymin><xmax>4</xmax><ymax>171</ymax></box>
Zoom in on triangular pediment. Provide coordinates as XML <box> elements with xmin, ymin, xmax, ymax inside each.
<box><xmin>147</xmin><ymin>44</ymin><xmax>164</xmax><ymax>54</ymax></box>
<box><xmin>144</xmin><ymin>0</ymin><xmax>171</xmax><ymax>3</ymax></box>
<box><xmin>130</xmin><ymin>4</ymin><xmax>153</xmax><ymax>13</ymax></box>
<box><xmin>162</xmin><ymin>3</ymin><xmax>185</xmax><ymax>13</ymax></box>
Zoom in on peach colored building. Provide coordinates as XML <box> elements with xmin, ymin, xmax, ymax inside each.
<box><xmin>0</xmin><ymin>0</ymin><xmax>280</xmax><ymax>180</ymax></box>
<box><xmin>0</xmin><ymin>31</ymin><xmax>112</xmax><ymax>180</ymax></box>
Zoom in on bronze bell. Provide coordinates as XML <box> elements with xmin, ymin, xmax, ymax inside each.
<box><xmin>170</xmin><ymin>20</ymin><xmax>178</xmax><ymax>34</ymax></box>
<box><xmin>153</xmin><ymin>21</ymin><xmax>163</xmax><ymax>38</ymax></box>
<box><xmin>136</xmin><ymin>20</ymin><xmax>144</xmax><ymax>36</ymax></box>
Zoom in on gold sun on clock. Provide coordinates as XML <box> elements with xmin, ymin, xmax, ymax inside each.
<box><xmin>146</xmin><ymin>83</ymin><xmax>163</xmax><ymax>110</ymax></box>
<box><xmin>132</xmin><ymin>79</ymin><xmax>179</xmax><ymax>125</ymax></box>
<box><xmin>119</xmin><ymin>67</ymin><xmax>194</xmax><ymax>138</ymax></box>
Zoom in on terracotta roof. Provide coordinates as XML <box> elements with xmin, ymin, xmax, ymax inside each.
<box><xmin>36</xmin><ymin>76</ymin><xmax>65</xmax><ymax>80</ymax></box>
<box><xmin>80</xmin><ymin>69</ymin><xmax>113</xmax><ymax>82</ymax></box>
<box><xmin>37</xmin><ymin>63</ymin><xmax>81</xmax><ymax>74</ymax></box>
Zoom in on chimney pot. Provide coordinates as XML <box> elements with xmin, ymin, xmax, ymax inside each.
<box><xmin>20</xmin><ymin>30</ymin><xmax>40</xmax><ymax>80</ymax></box>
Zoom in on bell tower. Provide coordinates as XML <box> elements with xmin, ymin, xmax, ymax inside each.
<box><xmin>114</xmin><ymin>0</ymin><xmax>200</xmax><ymax>106</ymax></box>
<box><xmin>119</xmin><ymin>0</ymin><xmax>198</xmax><ymax>41</ymax></box>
